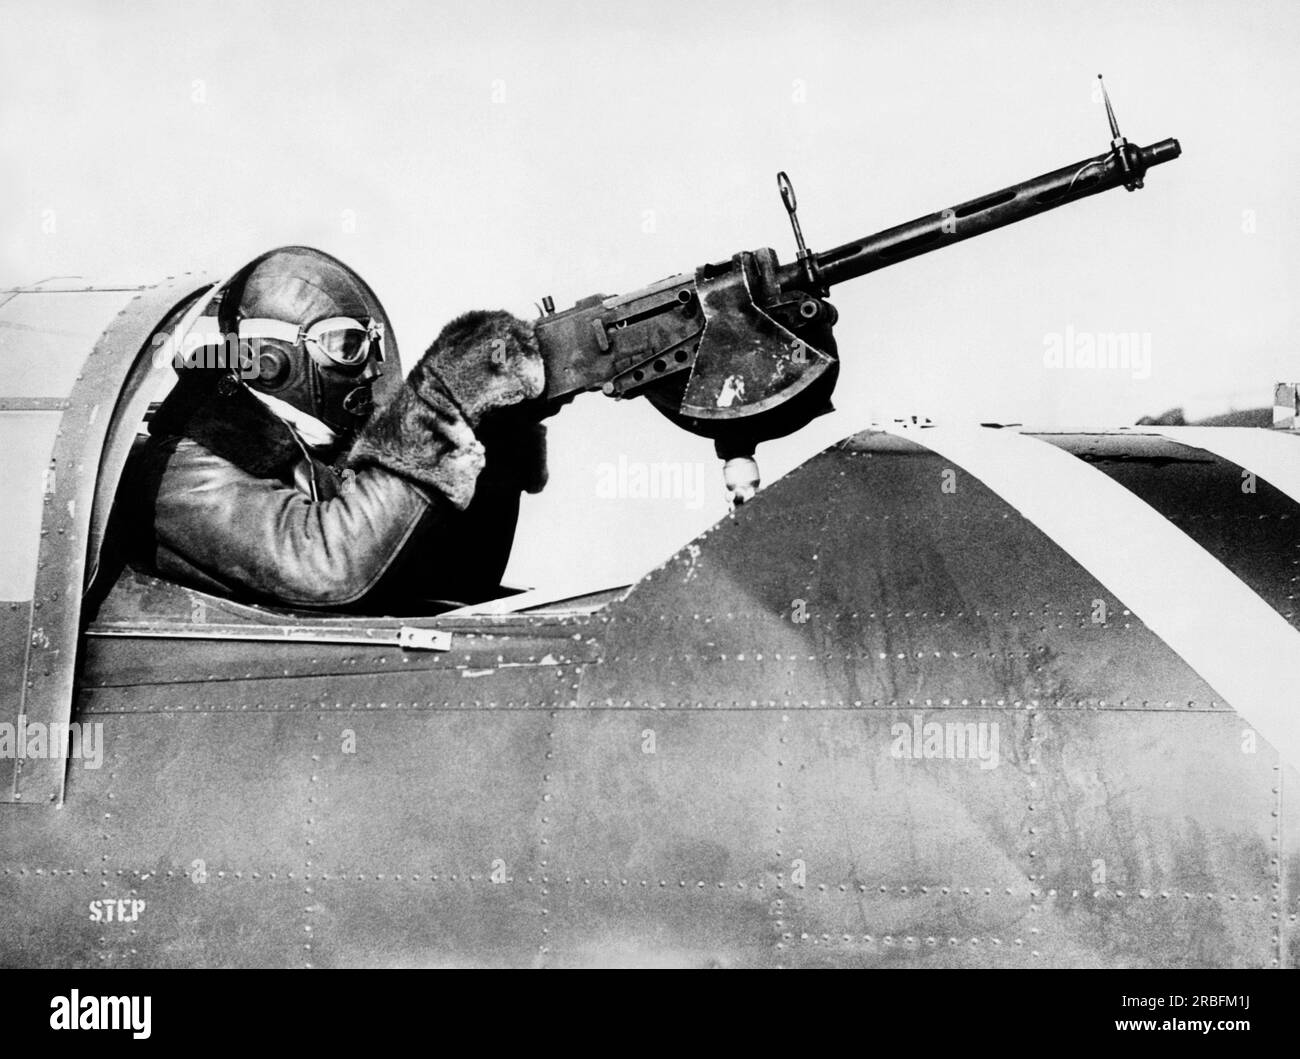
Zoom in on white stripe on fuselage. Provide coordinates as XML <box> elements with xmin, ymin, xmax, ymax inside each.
<box><xmin>1135</xmin><ymin>426</ymin><xmax>1300</xmax><ymax>508</ymax></box>
<box><xmin>879</xmin><ymin>422</ymin><xmax>1300</xmax><ymax>767</ymax></box>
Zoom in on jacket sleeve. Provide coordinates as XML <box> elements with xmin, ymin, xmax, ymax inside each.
<box><xmin>146</xmin><ymin>437</ymin><xmax>451</xmax><ymax>608</ymax></box>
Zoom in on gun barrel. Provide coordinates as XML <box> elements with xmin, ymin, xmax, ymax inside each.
<box><xmin>781</xmin><ymin>137</ymin><xmax>1181</xmax><ymax>292</ymax></box>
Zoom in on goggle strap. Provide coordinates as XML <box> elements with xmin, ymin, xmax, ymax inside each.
<box><xmin>305</xmin><ymin>316</ymin><xmax>383</xmax><ymax>343</ymax></box>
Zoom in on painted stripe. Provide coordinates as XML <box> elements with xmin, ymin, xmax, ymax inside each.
<box><xmin>880</xmin><ymin>422</ymin><xmax>1300</xmax><ymax>766</ymax></box>
<box><xmin>1138</xmin><ymin>426</ymin><xmax>1300</xmax><ymax>508</ymax></box>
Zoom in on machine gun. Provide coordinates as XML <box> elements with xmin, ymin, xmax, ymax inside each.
<box><xmin>533</xmin><ymin>77</ymin><xmax>1181</xmax><ymax>502</ymax></box>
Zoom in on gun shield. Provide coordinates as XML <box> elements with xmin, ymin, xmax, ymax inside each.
<box><xmin>679</xmin><ymin>251</ymin><xmax>835</xmax><ymax>420</ymax></box>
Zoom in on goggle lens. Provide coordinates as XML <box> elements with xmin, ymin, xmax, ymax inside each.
<box><xmin>312</xmin><ymin>327</ymin><xmax>373</xmax><ymax>366</ymax></box>
<box><xmin>305</xmin><ymin>317</ymin><xmax>384</xmax><ymax>369</ymax></box>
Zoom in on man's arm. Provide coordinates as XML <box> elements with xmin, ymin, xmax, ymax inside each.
<box><xmin>142</xmin><ymin>308</ymin><xmax>548</xmax><ymax>610</ymax></box>
<box><xmin>146</xmin><ymin>437</ymin><xmax>453</xmax><ymax>607</ymax></box>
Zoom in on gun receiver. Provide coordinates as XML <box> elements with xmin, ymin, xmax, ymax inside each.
<box><xmin>533</xmin><ymin>78</ymin><xmax>1181</xmax><ymax>501</ymax></box>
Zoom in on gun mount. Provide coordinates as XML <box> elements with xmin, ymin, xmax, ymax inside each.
<box><xmin>534</xmin><ymin>77</ymin><xmax>1181</xmax><ymax>503</ymax></box>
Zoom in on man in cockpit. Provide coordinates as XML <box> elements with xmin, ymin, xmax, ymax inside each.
<box><xmin>132</xmin><ymin>247</ymin><xmax>549</xmax><ymax>612</ymax></box>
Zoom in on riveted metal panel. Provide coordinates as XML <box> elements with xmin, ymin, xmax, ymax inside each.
<box><xmin>581</xmin><ymin>439</ymin><xmax>1223</xmax><ymax>713</ymax></box>
<box><xmin>1281</xmin><ymin>760</ymin><xmax>1299</xmax><ymax>968</ymax></box>
<box><xmin>770</xmin><ymin>709</ymin><xmax>1033</xmax><ymax>968</ymax></box>
<box><xmin>0</xmin><ymin>717</ymin><xmax>115</xmax><ymax>869</ymax></box>
<box><xmin>564</xmin><ymin>430</ymin><xmax>1291</xmax><ymax>967</ymax></box>
<box><xmin>0</xmin><ymin>711</ymin><xmax>316</xmax><ymax>967</ymax></box>
<box><xmin>302</xmin><ymin>710</ymin><xmax>550</xmax><ymax>876</ymax></box>
<box><xmin>4</xmin><ymin>425</ymin><xmax>1295</xmax><ymax>965</ymax></box>
<box><xmin>0</xmin><ymin>874</ymin><xmax>109</xmax><ymax>968</ymax></box>
<box><xmin>291</xmin><ymin>709</ymin><xmax>551</xmax><ymax>967</ymax></box>
<box><xmin>540</xmin><ymin>710</ymin><xmax>780</xmax><ymax>967</ymax></box>
<box><xmin>308</xmin><ymin>876</ymin><xmax>543</xmax><ymax>968</ymax></box>
<box><xmin>97</xmin><ymin>873</ymin><xmax>310</xmax><ymax>969</ymax></box>
<box><xmin>0</xmin><ymin>870</ymin><xmax>307</xmax><ymax>969</ymax></box>
<box><xmin>765</xmin><ymin>710</ymin><xmax>1279</xmax><ymax>968</ymax></box>
<box><xmin>1025</xmin><ymin>711</ymin><xmax>1279</xmax><ymax>968</ymax></box>
<box><xmin>76</xmin><ymin>667</ymin><xmax>583</xmax><ymax>717</ymax></box>
<box><xmin>80</xmin><ymin>713</ymin><xmax>317</xmax><ymax>870</ymax></box>
<box><xmin>541</xmin><ymin>877</ymin><xmax>777</xmax><ymax>969</ymax></box>
<box><xmin>81</xmin><ymin>627</ymin><xmax>596</xmax><ymax>690</ymax></box>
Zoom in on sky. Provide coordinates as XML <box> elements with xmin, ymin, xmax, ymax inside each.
<box><xmin>3</xmin><ymin>0</ymin><xmax>1298</xmax><ymax>596</ymax></box>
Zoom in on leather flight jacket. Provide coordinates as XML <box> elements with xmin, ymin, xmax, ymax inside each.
<box><xmin>128</xmin><ymin>379</ymin><xmax>534</xmax><ymax>613</ymax></box>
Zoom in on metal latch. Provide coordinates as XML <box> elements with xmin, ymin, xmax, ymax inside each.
<box><xmin>398</xmin><ymin>626</ymin><xmax>453</xmax><ymax>652</ymax></box>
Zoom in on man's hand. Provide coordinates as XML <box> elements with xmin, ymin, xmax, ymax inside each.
<box><xmin>347</xmin><ymin>309</ymin><xmax>564</xmax><ymax>510</ymax></box>
<box><xmin>420</xmin><ymin>310</ymin><xmax>544</xmax><ymax>428</ymax></box>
